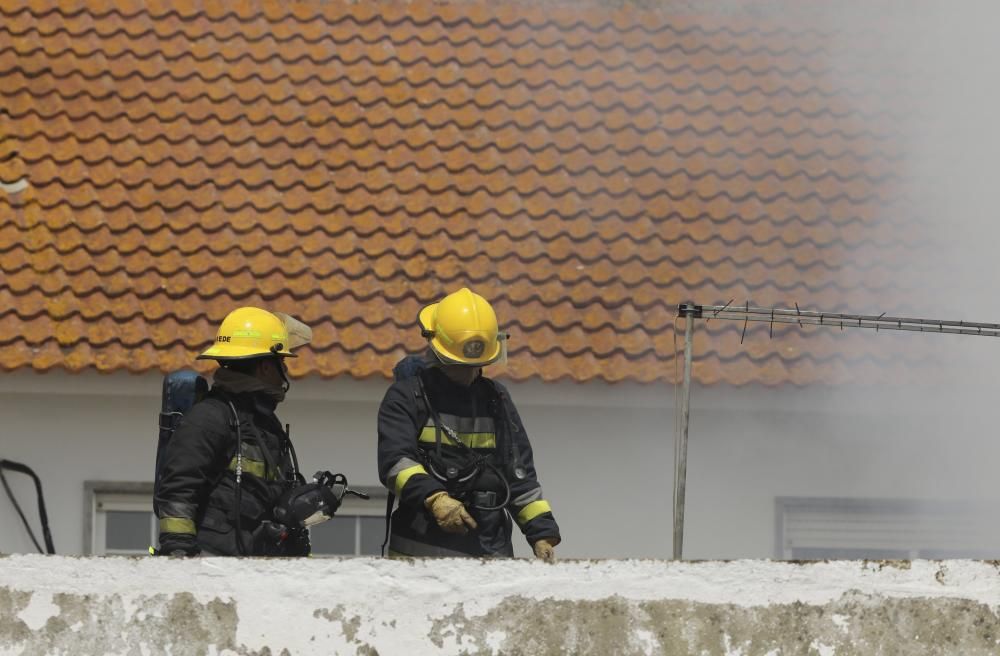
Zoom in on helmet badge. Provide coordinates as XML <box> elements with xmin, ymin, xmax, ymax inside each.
<box><xmin>462</xmin><ymin>339</ymin><xmax>485</xmax><ymax>359</ymax></box>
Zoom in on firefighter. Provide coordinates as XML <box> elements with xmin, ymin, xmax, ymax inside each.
<box><xmin>378</xmin><ymin>288</ymin><xmax>561</xmax><ymax>560</ymax></box>
<box><xmin>155</xmin><ymin>307</ymin><xmax>313</xmax><ymax>557</ymax></box>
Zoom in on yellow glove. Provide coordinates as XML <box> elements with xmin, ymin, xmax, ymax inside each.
<box><xmin>533</xmin><ymin>537</ymin><xmax>560</xmax><ymax>563</ymax></box>
<box><xmin>425</xmin><ymin>492</ymin><xmax>478</xmax><ymax>534</ymax></box>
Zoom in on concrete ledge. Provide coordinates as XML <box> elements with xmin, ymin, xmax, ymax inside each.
<box><xmin>2</xmin><ymin>556</ymin><xmax>1000</xmax><ymax>655</ymax></box>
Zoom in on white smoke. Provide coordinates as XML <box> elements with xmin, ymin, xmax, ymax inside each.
<box><xmin>681</xmin><ymin>2</ymin><xmax>1000</xmax><ymax>560</ymax></box>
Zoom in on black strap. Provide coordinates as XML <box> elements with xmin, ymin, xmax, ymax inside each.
<box><xmin>285</xmin><ymin>423</ymin><xmax>304</xmax><ymax>485</ymax></box>
<box><xmin>417</xmin><ymin>373</ymin><xmax>511</xmax><ymax>511</ymax></box>
<box><xmin>246</xmin><ymin>421</ymin><xmax>281</xmax><ymax>482</ymax></box>
<box><xmin>417</xmin><ymin>373</ymin><xmax>463</xmax><ymax>459</ymax></box>
<box><xmin>225</xmin><ymin>399</ymin><xmax>249</xmax><ymax>556</ymax></box>
<box><xmin>380</xmin><ymin>492</ymin><xmax>395</xmax><ymax>557</ymax></box>
<box><xmin>0</xmin><ymin>459</ymin><xmax>55</xmax><ymax>554</ymax></box>
<box><xmin>416</xmin><ymin>374</ymin><xmax>447</xmax><ymax>460</ymax></box>
<box><xmin>487</xmin><ymin>380</ymin><xmax>523</xmax><ymax>471</ymax></box>
<box><xmin>229</xmin><ymin>399</ymin><xmax>283</xmax><ymax>483</ymax></box>
<box><xmin>233</xmin><ymin>401</ymin><xmax>290</xmax><ymax>555</ymax></box>
<box><xmin>254</xmin><ymin>412</ymin><xmax>298</xmax><ymax>484</ymax></box>
<box><xmin>215</xmin><ymin>390</ymin><xmax>292</xmax><ymax>483</ymax></box>
<box><xmin>209</xmin><ymin>392</ymin><xmax>255</xmax><ymax>556</ymax></box>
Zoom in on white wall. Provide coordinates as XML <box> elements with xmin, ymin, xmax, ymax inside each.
<box><xmin>4</xmin><ymin>555</ymin><xmax>1000</xmax><ymax>655</ymax></box>
<box><xmin>3</xmin><ymin>368</ymin><xmax>1000</xmax><ymax>559</ymax></box>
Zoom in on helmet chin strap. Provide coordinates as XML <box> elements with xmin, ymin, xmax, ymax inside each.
<box><xmin>441</xmin><ymin>364</ymin><xmax>481</xmax><ymax>386</ymax></box>
<box><xmin>277</xmin><ymin>358</ymin><xmax>291</xmax><ymax>394</ymax></box>
<box><xmin>269</xmin><ymin>345</ymin><xmax>291</xmax><ymax>394</ymax></box>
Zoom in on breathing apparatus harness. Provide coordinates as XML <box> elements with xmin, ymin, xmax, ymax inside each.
<box><xmin>417</xmin><ymin>373</ymin><xmax>516</xmax><ymax>512</ymax></box>
<box><xmin>225</xmin><ymin>396</ymin><xmax>368</xmax><ymax>555</ymax></box>
<box><xmin>380</xmin><ymin>361</ymin><xmax>528</xmax><ymax>555</ymax></box>
<box><xmin>225</xmin><ymin>348</ymin><xmax>297</xmax><ymax>555</ymax></box>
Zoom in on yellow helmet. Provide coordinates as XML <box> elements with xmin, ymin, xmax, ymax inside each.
<box><xmin>418</xmin><ymin>288</ymin><xmax>506</xmax><ymax>366</ymax></box>
<box><xmin>198</xmin><ymin>307</ymin><xmax>311</xmax><ymax>361</ymax></box>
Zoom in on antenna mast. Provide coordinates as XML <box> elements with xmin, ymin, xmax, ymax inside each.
<box><xmin>671</xmin><ymin>301</ymin><xmax>1000</xmax><ymax>561</ymax></box>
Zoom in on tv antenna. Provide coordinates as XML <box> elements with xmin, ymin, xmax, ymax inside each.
<box><xmin>672</xmin><ymin>301</ymin><xmax>1000</xmax><ymax>560</ymax></box>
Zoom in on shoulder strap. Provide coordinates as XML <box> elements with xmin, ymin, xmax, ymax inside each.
<box><xmin>399</xmin><ymin>371</ymin><xmax>441</xmax><ymax>449</ymax></box>
<box><xmin>213</xmin><ymin>391</ymin><xmax>283</xmax><ymax>481</ymax></box>
<box><xmin>284</xmin><ymin>423</ymin><xmax>304</xmax><ymax>485</ymax></box>
<box><xmin>485</xmin><ymin>379</ymin><xmax>523</xmax><ymax>471</ymax></box>
<box><xmin>401</xmin><ymin>372</ymin><xmax>424</xmax><ymax>401</ymax></box>
<box><xmin>416</xmin><ymin>372</ymin><xmax>452</xmax><ymax>460</ymax></box>
<box><xmin>222</xmin><ymin>396</ymin><xmax>250</xmax><ymax>556</ymax></box>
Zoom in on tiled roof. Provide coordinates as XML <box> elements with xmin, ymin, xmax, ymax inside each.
<box><xmin>0</xmin><ymin>1</ymin><xmax>924</xmax><ymax>384</ymax></box>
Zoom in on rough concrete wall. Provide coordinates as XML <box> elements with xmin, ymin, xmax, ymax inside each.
<box><xmin>2</xmin><ymin>556</ymin><xmax>1000</xmax><ymax>656</ymax></box>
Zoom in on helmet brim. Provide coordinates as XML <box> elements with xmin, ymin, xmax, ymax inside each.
<box><xmin>198</xmin><ymin>345</ymin><xmax>296</xmax><ymax>360</ymax></box>
<box><xmin>418</xmin><ymin>303</ymin><xmax>437</xmax><ymax>335</ymax></box>
<box><xmin>419</xmin><ymin>296</ymin><xmax>507</xmax><ymax>366</ymax></box>
<box><xmin>427</xmin><ymin>334</ymin><xmax>504</xmax><ymax>366</ymax></box>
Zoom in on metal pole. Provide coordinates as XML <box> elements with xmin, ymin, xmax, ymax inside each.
<box><xmin>673</xmin><ymin>309</ymin><xmax>694</xmax><ymax>560</ymax></box>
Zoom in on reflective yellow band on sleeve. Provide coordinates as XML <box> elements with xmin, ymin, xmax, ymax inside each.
<box><xmin>159</xmin><ymin>517</ymin><xmax>196</xmax><ymax>535</ymax></box>
<box><xmin>517</xmin><ymin>500</ymin><xmax>552</xmax><ymax>525</ymax></box>
<box><xmin>394</xmin><ymin>464</ymin><xmax>429</xmax><ymax>497</ymax></box>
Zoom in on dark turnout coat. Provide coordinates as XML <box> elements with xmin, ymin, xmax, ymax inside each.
<box><xmin>155</xmin><ymin>389</ymin><xmax>300</xmax><ymax>556</ymax></box>
<box><xmin>378</xmin><ymin>366</ymin><xmax>560</xmax><ymax>557</ymax></box>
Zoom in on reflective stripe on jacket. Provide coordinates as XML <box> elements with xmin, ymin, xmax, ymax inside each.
<box><xmin>154</xmin><ymin>390</ymin><xmax>296</xmax><ymax>556</ymax></box>
<box><xmin>377</xmin><ymin>367</ymin><xmax>560</xmax><ymax>557</ymax></box>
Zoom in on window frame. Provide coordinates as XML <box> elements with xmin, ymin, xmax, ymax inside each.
<box><xmin>774</xmin><ymin>496</ymin><xmax>997</xmax><ymax>560</ymax></box>
<box><xmin>83</xmin><ymin>481</ymin><xmax>156</xmax><ymax>556</ymax></box>
<box><xmin>83</xmin><ymin>481</ymin><xmax>388</xmax><ymax>557</ymax></box>
<box><xmin>309</xmin><ymin>485</ymin><xmax>388</xmax><ymax>557</ymax></box>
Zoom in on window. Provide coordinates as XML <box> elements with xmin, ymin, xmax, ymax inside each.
<box><xmin>85</xmin><ymin>482</ymin><xmax>156</xmax><ymax>556</ymax></box>
<box><xmin>309</xmin><ymin>486</ymin><xmax>387</xmax><ymax>557</ymax></box>
<box><xmin>775</xmin><ymin>496</ymin><xmax>1000</xmax><ymax>560</ymax></box>
<box><xmin>84</xmin><ymin>481</ymin><xmax>388</xmax><ymax>556</ymax></box>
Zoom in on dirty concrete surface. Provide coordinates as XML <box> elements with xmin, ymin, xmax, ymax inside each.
<box><xmin>3</xmin><ymin>556</ymin><xmax>1000</xmax><ymax>655</ymax></box>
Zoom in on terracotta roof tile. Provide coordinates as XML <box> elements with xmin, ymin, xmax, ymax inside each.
<box><xmin>1</xmin><ymin>0</ymin><xmax>930</xmax><ymax>384</ymax></box>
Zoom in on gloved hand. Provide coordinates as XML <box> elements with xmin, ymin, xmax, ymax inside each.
<box><xmin>157</xmin><ymin>533</ymin><xmax>200</xmax><ymax>557</ymax></box>
<box><xmin>281</xmin><ymin>528</ymin><xmax>311</xmax><ymax>557</ymax></box>
<box><xmin>425</xmin><ymin>491</ymin><xmax>478</xmax><ymax>534</ymax></box>
<box><xmin>252</xmin><ymin>520</ymin><xmax>294</xmax><ymax>556</ymax></box>
<box><xmin>532</xmin><ymin>537</ymin><xmax>560</xmax><ymax>563</ymax></box>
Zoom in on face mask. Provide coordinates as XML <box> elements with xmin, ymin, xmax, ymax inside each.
<box><xmin>273</xmin><ymin>313</ymin><xmax>312</xmax><ymax>350</ymax></box>
<box><xmin>269</xmin><ymin>311</ymin><xmax>309</xmax><ymax>395</ymax></box>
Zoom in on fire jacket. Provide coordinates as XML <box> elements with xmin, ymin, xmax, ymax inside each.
<box><xmin>378</xmin><ymin>366</ymin><xmax>560</xmax><ymax>557</ymax></box>
<box><xmin>154</xmin><ymin>389</ymin><xmax>301</xmax><ymax>556</ymax></box>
